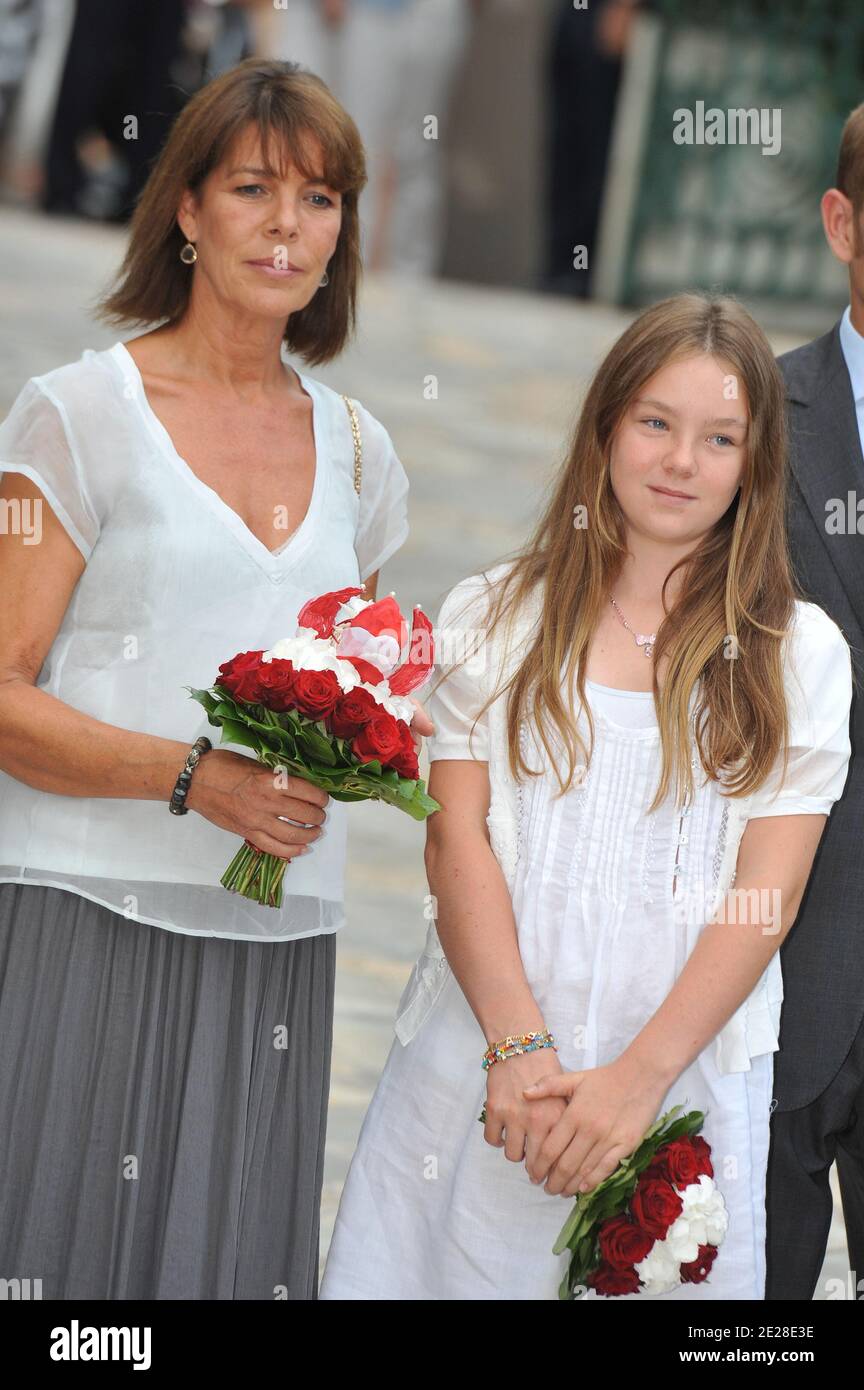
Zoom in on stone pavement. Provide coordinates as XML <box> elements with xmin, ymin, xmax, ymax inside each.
<box><xmin>0</xmin><ymin>206</ymin><xmax>852</xmax><ymax>1299</ymax></box>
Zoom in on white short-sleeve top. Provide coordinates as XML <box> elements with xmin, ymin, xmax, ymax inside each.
<box><xmin>415</xmin><ymin>579</ymin><xmax>852</xmax><ymax>1074</ymax></box>
<box><xmin>0</xmin><ymin>341</ymin><xmax>410</xmax><ymax>940</ymax></box>
<box><xmin>427</xmin><ymin>583</ymin><xmax>853</xmax><ymax>822</ymax></box>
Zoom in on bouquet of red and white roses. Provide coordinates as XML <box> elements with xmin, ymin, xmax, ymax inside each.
<box><xmin>187</xmin><ymin>583</ymin><xmax>440</xmax><ymax>908</ymax></box>
<box><xmin>553</xmin><ymin>1106</ymin><xmax>728</xmax><ymax>1299</ymax></box>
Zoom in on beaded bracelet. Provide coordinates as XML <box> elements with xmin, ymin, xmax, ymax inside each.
<box><xmin>168</xmin><ymin>736</ymin><xmax>212</xmax><ymax>815</ymax></box>
<box><xmin>481</xmin><ymin>1028</ymin><xmax>557</xmax><ymax>1071</ymax></box>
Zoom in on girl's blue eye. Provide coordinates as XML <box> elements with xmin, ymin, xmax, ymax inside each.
<box><xmin>642</xmin><ymin>417</ymin><xmax>667</xmax><ymax>429</ymax></box>
<box><xmin>709</xmin><ymin>434</ymin><xmax>735</xmax><ymax>447</ymax></box>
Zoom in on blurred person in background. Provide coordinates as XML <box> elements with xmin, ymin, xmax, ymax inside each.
<box><xmin>0</xmin><ymin>0</ymin><xmax>44</xmax><ymax>155</ymax></box>
<box><xmin>541</xmin><ymin>0</ymin><xmax>644</xmax><ymax>298</ymax></box>
<box><xmin>0</xmin><ymin>0</ymin><xmax>73</xmax><ymax>204</ymax></box>
<box><xmin>263</xmin><ymin>0</ymin><xmax>481</xmax><ymax>275</ymax></box>
<box><xmin>39</xmin><ymin>0</ymin><xmax>258</xmax><ymax>223</ymax></box>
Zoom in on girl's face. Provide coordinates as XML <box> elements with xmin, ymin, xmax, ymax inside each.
<box><xmin>176</xmin><ymin>123</ymin><xmax>343</xmax><ymax>325</ymax></box>
<box><xmin>608</xmin><ymin>353</ymin><xmax>748</xmax><ymax>546</ymax></box>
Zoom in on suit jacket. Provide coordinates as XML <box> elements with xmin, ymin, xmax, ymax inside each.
<box><xmin>776</xmin><ymin>320</ymin><xmax>864</xmax><ymax>1110</ymax></box>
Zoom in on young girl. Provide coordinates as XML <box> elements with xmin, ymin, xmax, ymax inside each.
<box><xmin>318</xmin><ymin>294</ymin><xmax>854</xmax><ymax>1300</ymax></box>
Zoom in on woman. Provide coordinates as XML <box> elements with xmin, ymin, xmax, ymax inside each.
<box><xmin>319</xmin><ymin>293</ymin><xmax>855</xmax><ymax>1300</ymax></box>
<box><xmin>0</xmin><ymin>58</ymin><xmax>431</xmax><ymax>1299</ymax></box>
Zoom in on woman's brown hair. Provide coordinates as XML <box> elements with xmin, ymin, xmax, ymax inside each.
<box><xmin>95</xmin><ymin>58</ymin><xmax>367</xmax><ymax>366</ymax></box>
<box><xmin>432</xmin><ymin>292</ymin><xmax>811</xmax><ymax>813</ymax></box>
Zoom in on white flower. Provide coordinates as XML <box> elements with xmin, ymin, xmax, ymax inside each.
<box><xmin>634</xmin><ymin>1238</ymin><xmax>680</xmax><ymax>1295</ymax></box>
<box><xmin>335</xmin><ymin>596</ymin><xmax>373</xmax><ymax>623</ymax></box>
<box><xmin>664</xmin><ymin>1214</ymin><xmax>701</xmax><ymax>1265</ymax></box>
<box><xmin>357</xmin><ymin>681</ymin><xmax>416</xmax><ymax>724</ymax></box>
<box><xmin>263</xmin><ymin>629</ymin><xmax>361</xmax><ymax>694</ymax></box>
<box><xmin>680</xmin><ymin>1175</ymin><xmax>729</xmax><ymax>1246</ymax></box>
<box><xmin>663</xmin><ymin>1177</ymin><xmax>728</xmax><ymax>1259</ymax></box>
<box><xmin>335</xmin><ymin>624</ymin><xmax>402</xmax><ymax>676</ymax></box>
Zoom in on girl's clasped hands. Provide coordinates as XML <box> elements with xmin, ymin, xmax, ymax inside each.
<box><xmin>483</xmin><ymin>1049</ymin><xmax>670</xmax><ymax>1198</ymax></box>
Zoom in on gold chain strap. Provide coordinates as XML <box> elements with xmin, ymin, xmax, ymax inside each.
<box><xmin>341</xmin><ymin>394</ymin><xmax>362</xmax><ymax>496</ymax></box>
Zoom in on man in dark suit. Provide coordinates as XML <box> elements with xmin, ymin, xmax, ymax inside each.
<box><xmin>767</xmin><ymin>103</ymin><xmax>864</xmax><ymax>1300</ymax></box>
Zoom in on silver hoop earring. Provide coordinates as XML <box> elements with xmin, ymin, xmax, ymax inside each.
<box><xmin>319</xmin><ymin>270</ymin><xmax>329</xmax><ymax>287</ymax></box>
<box><xmin>180</xmin><ymin>241</ymin><xmax>198</xmax><ymax>265</ymax></box>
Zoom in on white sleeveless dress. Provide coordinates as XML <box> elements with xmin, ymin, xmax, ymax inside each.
<box><xmin>319</xmin><ymin>602</ymin><xmax>852</xmax><ymax>1301</ymax></box>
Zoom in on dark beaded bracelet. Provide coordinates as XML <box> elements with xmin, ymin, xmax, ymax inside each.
<box><xmin>168</xmin><ymin>736</ymin><xmax>212</xmax><ymax>815</ymax></box>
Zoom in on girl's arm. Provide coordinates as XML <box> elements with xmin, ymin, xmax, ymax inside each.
<box><xmin>523</xmin><ymin>811</ymin><xmax>828</xmax><ymax>1196</ymax></box>
<box><xmin>424</xmin><ymin>756</ymin><xmax>570</xmax><ymax>1164</ymax></box>
<box><xmin>619</xmin><ymin>811</ymin><xmax>826</xmax><ymax>1082</ymax></box>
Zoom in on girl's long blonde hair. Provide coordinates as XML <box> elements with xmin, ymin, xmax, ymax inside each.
<box><xmin>432</xmin><ymin>292</ymin><xmax>804</xmax><ymax>813</ymax></box>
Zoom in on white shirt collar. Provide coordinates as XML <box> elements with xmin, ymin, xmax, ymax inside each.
<box><xmin>838</xmin><ymin>304</ymin><xmax>864</xmax><ymax>403</ymax></box>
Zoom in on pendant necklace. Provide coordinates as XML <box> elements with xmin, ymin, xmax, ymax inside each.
<box><xmin>609</xmin><ymin>595</ymin><xmax>656</xmax><ymax>658</ymax></box>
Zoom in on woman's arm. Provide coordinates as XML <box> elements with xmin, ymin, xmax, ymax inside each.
<box><xmin>523</xmin><ymin>811</ymin><xmax>828</xmax><ymax>1195</ymax></box>
<box><xmin>425</xmin><ymin>757</ymin><xmax>569</xmax><ymax>1164</ymax></box>
<box><xmin>0</xmin><ymin>472</ymin><xmax>327</xmax><ymax>858</ymax></box>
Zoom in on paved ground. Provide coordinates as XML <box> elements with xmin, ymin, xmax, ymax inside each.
<box><xmin>0</xmin><ymin>206</ymin><xmax>852</xmax><ymax>1300</ymax></box>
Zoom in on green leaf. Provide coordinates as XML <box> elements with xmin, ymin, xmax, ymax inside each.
<box><xmin>296</xmin><ymin>726</ymin><xmax>338</xmax><ymax>765</ymax></box>
<box><xmin>218</xmin><ymin>719</ymin><xmax>263</xmax><ymax>751</ymax></box>
<box><xmin>356</xmin><ymin>757</ymin><xmax>382</xmax><ymax>776</ymax></box>
<box><xmin>188</xmin><ymin>685</ymin><xmax>216</xmax><ymax>707</ymax></box>
<box><xmin>325</xmin><ymin>786</ymin><xmax>375</xmax><ymax>804</ymax></box>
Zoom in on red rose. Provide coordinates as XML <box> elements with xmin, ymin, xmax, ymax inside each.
<box><xmin>586</xmin><ymin>1262</ymin><xmax>641</xmax><ymax>1296</ymax></box>
<box><xmin>351</xmin><ymin>709</ymin><xmax>404</xmax><ymax>766</ymax></box>
<box><xmin>646</xmin><ymin>1136</ymin><xmax>713</xmax><ymax>1188</ymax></box>
<box><xmin>597</xmin><ymin>1214</ymin><xmax>654</xmax><ymax>1272</ymax></box>
<box><xmin>256</xmin><ymin>658</ymin><xmax>297</xmax><ymax>712</ymax></box>
<box><xmin>217</xmin><ymin>649</ymin><xmax>264</xmax><ymax>703</ymax></box>
<box><xmin>289</xmin><ymin>668</ymin><xmax>342</xmax><ymax>720</ymax></box>
<box><xmin>328</xmin><ymin>687</ymin><xmax>380</xmax><ymax>739</ymax></box>
<box><xmin>689</xmin><ymin>1135</ymin><xmax>714</xmax><ymax>1180</ymax></box>
<box><xmin>630</xmin><ymin>1176</ymin><xmax>683</xmax><ymax>1240</ymax></box>
<box><xmin>680</xmin><ymin>1243</ymin><xmax>718</xmax><ymax>1284</ymax></box>
<box><xmin>388</xmin><ymin>720</ymin><xmax>419</xmax><ymax>780</ymax></box>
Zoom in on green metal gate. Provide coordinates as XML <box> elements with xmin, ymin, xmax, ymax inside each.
<box><xmin>604</xmin><ymin>0</ymin><xmax>864</xmax><ymax>309</ymax></box>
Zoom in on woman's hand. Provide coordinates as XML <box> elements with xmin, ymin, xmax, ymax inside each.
<box><xmin>521</xmin><ymin>1053</ymin><xmax>670</xmax><ymax>1196</ymax></box>
<box><xmin>483</xmin><ymin>1049</ymin><xmax>568</xmax><ymax>1165</ymax></box>
<box><xmin>185</xmin><ymin>748</ymin><xmax>329</xmax><ymax>862</ymax></box>
<box><xmin>408</xmin><ymin>696</ymin><xmax>435</xmax><ymax>756</ymax></box>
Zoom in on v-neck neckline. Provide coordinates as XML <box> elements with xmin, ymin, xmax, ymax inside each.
<box><xmin>111</xmin><ymin>339</ymin><xmax>327</xmax><ymax>581</ymax></box>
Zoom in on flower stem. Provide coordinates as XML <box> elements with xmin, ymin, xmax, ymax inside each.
<box><xmin>220</xmin><ymin>841</ymin><xmax>289</xmax><ymax>907</ymax></box>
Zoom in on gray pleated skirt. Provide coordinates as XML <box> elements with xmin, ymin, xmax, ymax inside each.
<box><xmin>0</xmin><ymin>881</ymin><xmax>337</xmax><ymax>1300</ymax></box>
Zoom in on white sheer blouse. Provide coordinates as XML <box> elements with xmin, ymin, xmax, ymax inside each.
<box><xmin>0</xmin><ymin>341</ymin><xmax>410</xmax><ymax>940</ymax></box>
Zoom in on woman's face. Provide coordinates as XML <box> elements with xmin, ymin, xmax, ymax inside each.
<box><xmin>176</xmin><ymin>123</ymin><xmax>343</xmax><ymax>324</ymax></box>
<box><xmin>608</xmin><ymin>352</ymin><xmax>749</xmax><ymax>547</ymax></box>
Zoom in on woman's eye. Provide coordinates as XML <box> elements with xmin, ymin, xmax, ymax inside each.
<box><xmin>236</xmin><ymin>184</ymin><xmax>266</xmax><ymax>196</ymax></box>
<box><xmin>307</xmin><ymin>192</ymin><xmax>335</xmax><ymax>207</ymax></box>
